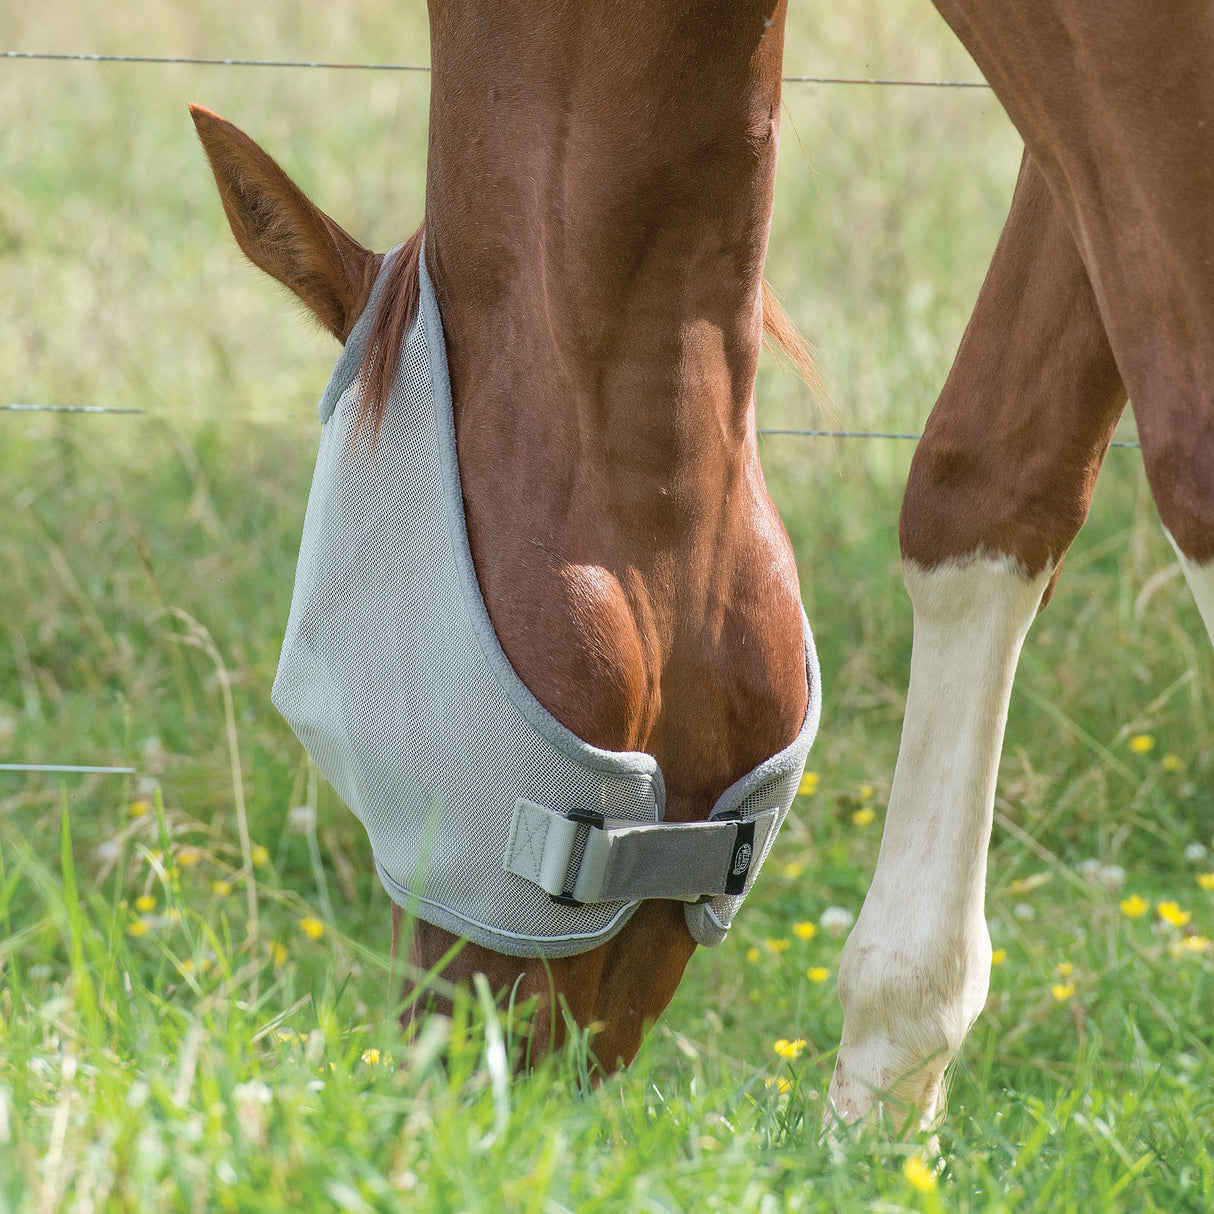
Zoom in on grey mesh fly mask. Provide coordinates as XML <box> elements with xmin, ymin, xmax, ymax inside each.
<box><xmin>272</xmin><ymin>246</ymin><xmax>822</xmax><ymax>958</ymax></box>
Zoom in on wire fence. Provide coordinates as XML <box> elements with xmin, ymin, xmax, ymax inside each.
<box><xmin>0</xmin><ymin>48</ymin><xmax>1146</xmax><ymax>777</ymax></box>
<box><xmin>1</xmin><ymin>51</ymin><xmax>1141</xmax><ymax>449</ymax></box>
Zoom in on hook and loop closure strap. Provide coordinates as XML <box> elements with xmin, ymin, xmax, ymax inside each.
<box><xmin>504</xmin><ymin>798</ymin><xmax>780</xmax><ymax>906</ymax></box>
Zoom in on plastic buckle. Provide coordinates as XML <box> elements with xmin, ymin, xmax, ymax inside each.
<box><xmin>549</xmin><ymin>810</ymin><xmax>605</xmax><ymax>907</ymax></box>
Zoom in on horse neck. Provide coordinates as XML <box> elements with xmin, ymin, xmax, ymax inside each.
<box><xmin>423</xmin><ymin>1</ymin><xmax>787</xmax><ymax>514</ymax></box>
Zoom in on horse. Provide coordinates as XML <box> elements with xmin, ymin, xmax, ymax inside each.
<box><xmin>192</xmin><ymin>0</ymin><xmax>820</xmax><ymax>1074</ymax></box>
<box><xmin>826</xmin><ymin>2</ymin><xmax>1214</xmax><ymax>1130</ymax></box>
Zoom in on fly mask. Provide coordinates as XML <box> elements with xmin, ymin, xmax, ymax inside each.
<box><xmin>272</xmin><ymin>246</ymin><xmax>821</xmax><ymax>957</ymax></box>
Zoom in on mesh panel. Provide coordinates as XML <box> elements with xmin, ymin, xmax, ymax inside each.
<box><xmin>272</xmin><ymin>249</ymin><xmax>820</xmax><ymax>957</ymax></box>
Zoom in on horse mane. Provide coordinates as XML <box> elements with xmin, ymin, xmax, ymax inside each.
<box><xmin>760</xmin><ymin>280</ymin><xmax>826</xmax><ymax>403</ymax></box>
<box><xmin>353</xmin><ymin>223</ymin><xmax>425</xmax><ymax>448</ymax></box>
<box><xmin>354</xmin><ymin>227</ymin><xmax>822</xmax><ymax>446</ymax></box>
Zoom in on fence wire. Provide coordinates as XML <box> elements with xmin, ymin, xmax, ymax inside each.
<box><xmin>1</xmin><ymin>49</ymin><xmax>990</xmax><ymax>89</ymax></box>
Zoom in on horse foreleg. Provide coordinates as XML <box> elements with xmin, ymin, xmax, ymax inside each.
<box><xmin>826</xmin><ymin>152</ymin><xmax>1127</xmax><ymax>1131</ymax></box>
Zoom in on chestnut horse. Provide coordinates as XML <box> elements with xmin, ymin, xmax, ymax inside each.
<box><xmin>193</xmin><ymin>1</ymin><xmax>815</xmax><ymax>1072</ymax></box>
<box><xmin>828</xmin><ymin>2</ymin><xmax>1214</xmax><ymax>1129</ymax></box>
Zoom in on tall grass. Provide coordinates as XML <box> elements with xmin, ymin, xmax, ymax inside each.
<box><xmin>2</xmin><ymin>1</ymin><xmax>1212</xmax><ymax>1210</ymax></box>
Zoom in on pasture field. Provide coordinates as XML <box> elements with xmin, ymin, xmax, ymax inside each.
<box><xmin>2</xmin><ymin>2</ymin><xmax>1212</xmax><ymax>1210</ymax></box>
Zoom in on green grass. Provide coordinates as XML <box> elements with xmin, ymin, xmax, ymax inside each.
<box><xmin>2</xmin><ymin>1</ymin><xmax>1213</xmax><ymax>1210</ymax></box>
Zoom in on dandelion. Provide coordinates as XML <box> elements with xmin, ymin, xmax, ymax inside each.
<box><xmin>903</xmin><ymin>1156</ymin><xmax>938</xmax><ymax>1193</ymax></box>
<box><xmin>991</xmin><ymin>948</ymin><xmax>1007</xmax><ymax>966</ymax></box>
<box><xmin>1197</xmin><ymin>873</ymin><xmax>1214</xmax><ymax>891</ymax></box>
<box><xmin>127</xmin><ymin>919</ymin><xmax>150</xmax><ymax>938</ymax></box>
<box><xmin>820</xmin><ymin>907</ymin><xmax>854</xmax><ymax>936</ymax></box>
<box><xmin>1120</xmin><ymin>894</ymin><xmax>1150</xmax><ymax>918</ymax></box>
<box><xmin>765</xmin><ymin>937</ymin><xmax>791</xmax><ymax>953</ymax></box>
<box><xmin>797</xmin><ymin>771</ymin><xmax>820</xmax><ymax>797</ymax></box>
<box><xmin>792</xmin><ymin>921</ymin><xmax>817</xmax><ymax>941</ymax></box>
<box><xmin>297</xmin><ymin>917</ymin><xmax>326</xmax><ymax>940</ymax></box>
<box><xmin>852</xmin><ymin>807</ymin><xmax>875</xmax><ymax>827</ymax></box>
<box><xmin>746</xmin><ymin>946</ymin><xmax>761</xmax><ymax>963</ymax></box>
<box><xmin>250</xmin><ymin>844</ymin><xmax>270</xmax><ymax>867</ymax></box>
<box><xmin>212</xmin><ymin>879</ymin><xmax>234</xmax><ymax>897</ymax></box>
<box><xmin>1157</xmin><ymin>901</ymin><xmax>1192</xmax><ymax>927</ymax></box>
<box><xmin>782</xmin><ymin>861</ymin><xmax>805</xmax><ymax>880</ymax></box>
<box><xmin>1162</xmin><ymin>753</ymin><xmax>1183</xmax><ymax>772</ymax></box>
<box><xmin>1054</xmin><ymin>961</ymin><xmax>1074</xmax><ymax>977</ymax></box>
<box><xmin>1128</xmin><ymin>734</ymin><xmax>1155</xmax><ymax>754</ymax></box>
<box><xmin>134</xmin><ymin>894</ymin><xmax>156</xmax><ymax>914</ymax></box>
<box><xmin>1052</xmin><ymin>982</ymin><xmax>1075</xmax><ymax>1001</ymax></box>
<box><xmin>773</xmin><ymin>1038</ymin><xmax>807</xmax><ymax>1060</ymax></box>
<box><xmin>806</xmin><ymin>966</ymin><xmax>830</xmax><ymax>984</ymax></box>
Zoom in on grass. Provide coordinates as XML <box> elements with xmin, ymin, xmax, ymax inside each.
<box><xmin>2</xmin><ymin>1</ymin><xmax>1213</xmax><ymax>1211</ymax></box>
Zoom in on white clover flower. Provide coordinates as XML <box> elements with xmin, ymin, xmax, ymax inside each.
<box><xmin>1098</xmin><ymin>865</ymin><xmax>1126</xmax><ymax>892</ymax></box>
<box><xmin>1184</xmin><ymin>843</ymin><xmax>1207</xmax><ymax>864</ymax></box>
<box><xmin>288</xmin><ymin>804</ymin><xmax>317</xmax><ymax>833</ymax></box>
<box><xmin>819</xmin><ymin>907</ymin><xmax>854</xmax><ymax>936</ymax></box>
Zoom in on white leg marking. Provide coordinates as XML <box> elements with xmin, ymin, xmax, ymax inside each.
<box><xmin>1165</xmin><ymin>530</ymin><xmax>1214</xmax><ymax>646</ymax></box>
<box><xmin>825</xmin><ymin>554</ymin><xmax>1053</xmax><ymax>1132</ymax></box>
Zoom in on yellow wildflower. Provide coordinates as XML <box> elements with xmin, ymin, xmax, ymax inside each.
<box><xmin>773</xmin><ymin>1038</ymin><xmax>807</xmax><ymax>1060</ymax></box>
<box><xmin>269</xmin><ymin>942</ymin><xmax>288</xmax><ymax>966</ymax></box>
<box><xmin>765</xmin><ymin>1075</ymin><xmax>792</xmax><ymax>1095</ymax></box>
<box><xmin>1197</xmin><ymin>873</ymin><xmax>1214</xmax><ymax>892</ymax></box>
<box><xmin>181</xmin><ymin>959</ymin><xmax>196</xmax><ymax>975</ymax></box>
<box><xmin>176</xmin><ymin>848</ymin><xmax>202</xmax><ymax>868</ymax></box>
<box><xmin>128</xmin><ymin>800</ymin><xmax>151</xmax><ymax>818</ymax></box>
<box><xmin>903</xmin><ymin>1156</ymin><xmax>937</xmax><ymax>1193</ymax></box>
<box><xmin>1162</xmin><ymin>753</ymin><xmax>1183</xmax><ymax>772</ymax></box>
<box><xmin>792</xmin><ymin>921</ymin><xmax>817</xmax><ymax>941</ymax></box>
<box><xmin>746</xmin><ymin>946</ymin><xmax>761</xmax><ymax>962</ymax></box>
<box><xmin>765</xmin><ymin>937</ymin><xmax>791</xmax><ymax>953</ymax></box>
<box><xmin>852</xmin><ymin>807</ymin><xmax>875</xmax><ymax>827</ymax></box>
<box><xmin>782</xmin><ymin>861</ymin><xmax>805</xmax><ymax>880</ymax></box>
<box><xmin>298</xmin><ymin>917</ymin><xmax>326</xmax><ymax>940</ymax></box>
<box><xmin>127</xmin><ymin>919</ymin><xmax>149</xmax><ymax>938</ymax></box>
<box><xmin>1157</xmin><ymin>901</ymin><xmax>1192</xmax><ymax>927</ymax></box>
<box><xmin>212</xmin><ymin>879</ymin><xmax>233</xmax><ymax>897</ymax></box>
<box><xmin>991</xmin><ymin>948</ymin><xmax>1007</xmax><ymax>966</ymax></box>
<box><xmin>1128</xmin><ymin>734</ymin><xmax>1155</xmax><ymax>754</ymax></box>
<box><xmin>806</xmin><ymin>966</ymin><xmax>830</xmax><ymax>984</ymax></box>
<box><xmin>134</xmin><ymin>894</ymin><xmax>156</xmax><ymax>914</ymax></box>
<box><xmin>797</xmin><ymin>771</ymin><xmax>819</xmax><ymax>797</ymax></box>
<box><xmin>1054</xmin><ymin>961</ymin><xmax>1074</xmax><ymax>977</ymax></box>
<box><xmin>361</xmin><ymin>1048</ymin><xmax>381</xmax><ymax>1065</ymax></box>
<box><xmin>1120</xmin><ymin>894</ymin><xmax>1149</xmax><ymax>918</ymax></box>
<box><xmin>251</xmin><ymin>844</ymin><xmax>270</xmax><ymax>867</ymax></box>
<box><xmin>1052</xmin><ymin>982</ymin><xmax>1075</xmax><ymax>1001</ymax></box>
<box><xmin>857</xmin><ymin>784</ymin><xmax>874</xmax><ymax>802</ymax></box>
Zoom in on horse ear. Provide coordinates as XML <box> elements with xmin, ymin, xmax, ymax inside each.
<box><xmin>189</xmin><ymin>104</ymin><xmax>381</xmax><ymax>343</ymax></box>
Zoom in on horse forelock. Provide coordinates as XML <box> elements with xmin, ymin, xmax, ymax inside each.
<box><xmin>353</xmin><ymin>223</ymin><xmax>426</xmax><ymax>449</ymax></box>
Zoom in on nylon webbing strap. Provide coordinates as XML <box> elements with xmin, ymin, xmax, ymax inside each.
<box><xmin>504</xmin><ymin>799</ymin><xmax>781</xmax><ymax>905</ymax></box>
